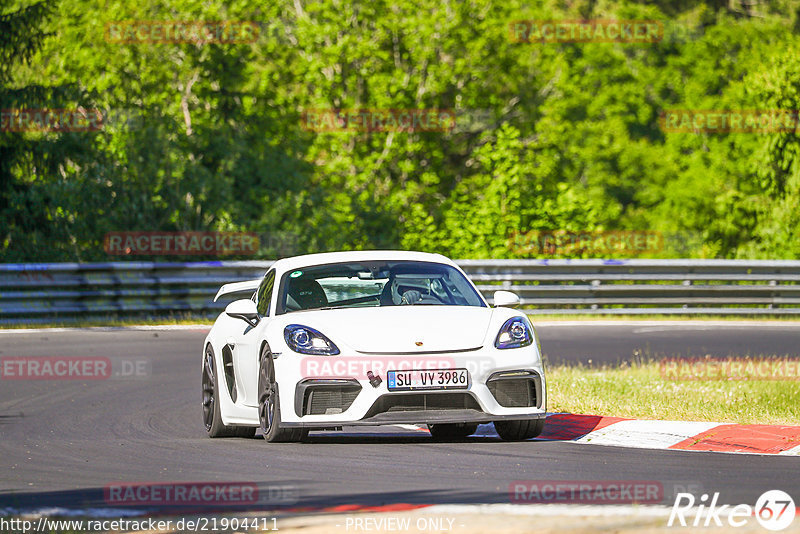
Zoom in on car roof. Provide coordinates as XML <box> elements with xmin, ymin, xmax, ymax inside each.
<box><xmin>269</xmin><ymin>250</ymin><xmax>457</xmax><ymax>274</ymax></box>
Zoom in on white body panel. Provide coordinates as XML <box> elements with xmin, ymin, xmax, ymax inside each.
<box><xmin>213</xmin><ymin>279</ymin><xmax>261</xmax><ymax>302</ymax></box>
<box><xmin>202</xmin><ymin>251</ymin><xmax>547</xmax><ymax>428</ymax></box>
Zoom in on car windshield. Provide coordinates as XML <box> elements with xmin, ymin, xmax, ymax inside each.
<box><xmin>278</xmin><ymin>260</ymin><xmax>485</xmax><ymax>313</ymax></box>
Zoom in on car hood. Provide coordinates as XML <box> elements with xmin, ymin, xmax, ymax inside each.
<box><xmin>285</xmin><ymin>306</ymin><xmax>494</xmax><ymax>353</ymax></box>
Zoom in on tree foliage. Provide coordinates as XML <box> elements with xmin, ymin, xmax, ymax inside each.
<box><xmin>2</xmin><ymin>0</ymin><xmax>800</xmax><ymax>260</ymax></box>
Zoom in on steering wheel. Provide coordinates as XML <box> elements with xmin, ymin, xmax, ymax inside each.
<box><xmin>400</xmin><ymin>290</ymin><xmax>422</xmax><ymax>305</ymax></box>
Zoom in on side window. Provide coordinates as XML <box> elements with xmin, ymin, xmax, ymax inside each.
<box><xmin>256</xmin><ymin>270</ymin><xmax>276</xmax><ymax>316</ymax></box>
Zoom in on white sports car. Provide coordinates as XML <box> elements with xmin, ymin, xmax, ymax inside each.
<box><xmin>202</xmin><ymin>251</ymin><xmax>547</xmax><ymax>442</ymax></box>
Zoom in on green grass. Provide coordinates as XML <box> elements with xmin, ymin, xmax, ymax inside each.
<box><xmin>547</xmin><ymin>360</ymin><xmax>800</xmax><ymax>425</ymax></box>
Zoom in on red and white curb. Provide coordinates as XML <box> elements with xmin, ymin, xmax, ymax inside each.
<box><xmin>410</xmin><ymin>414</ymin><xmax>800</xmax><ymax>455</ymax></box>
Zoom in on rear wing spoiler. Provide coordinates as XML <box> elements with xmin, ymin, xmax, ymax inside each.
<box><xmin>213</xmin><ymin>279</ymin><xmax>261</xmax><ymax>302</ymax></box>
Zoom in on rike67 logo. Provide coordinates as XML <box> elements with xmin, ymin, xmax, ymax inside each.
<box><xmin>669</xmin><ymin>490</ymin><xmax>795</xmax><ymax>531</ymax></box>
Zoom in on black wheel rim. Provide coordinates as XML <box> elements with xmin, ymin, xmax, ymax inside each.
<box><xmin>259</xmin><ymin>355</ymin><xmax>276</xmax><ymax>435</ymax></box>
<box><xmin>202</xmin><ymin>348</ymin><xmax>215</xmax><ymax>431</ymax></box>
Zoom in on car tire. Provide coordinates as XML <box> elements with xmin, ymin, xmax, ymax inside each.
<box><xmin>428</xmin><ymin>423</ymin><xmax>478</xmax><ymax>441</ymax></box>
<box><xmin>202</xmin><ymin>344</ymin><xmax>256</xmax><ymax>438</ymax></box>
<box><xmin>494</xmin><ymin>418</ymin><xmax>545</xmax><ymax>441</ymax></box>
<box><xmin>258</xmin><ymin>345</ymin><xmax>307</xmax><ymax>443</ymax></box>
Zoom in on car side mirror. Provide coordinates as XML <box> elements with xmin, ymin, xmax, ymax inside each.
<box><xmin>493</xmin><ymin>290</ymin><xmax>520</xmax><ymax>308</ymax></box>
<box><xmin>225</xmin><ymin>299</ymin><xmax>260</xmax><ymax>327</ymax></box>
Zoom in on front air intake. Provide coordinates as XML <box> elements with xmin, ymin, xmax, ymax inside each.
<box><xmin>296</xmin><ymin>379</ymin><xmax>362</xmax><ymax>416</ymax></box>
<box><xmin>486</xmin><ymin>371</ymin><xmax>541</xmax><ymax>408</ymax></box>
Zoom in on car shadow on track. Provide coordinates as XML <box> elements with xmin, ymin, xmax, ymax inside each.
<box><xmin>217</xmin><ymin>414</ymin><xmax>610</xmax><ymax>444</ymax></box>
<box><xmin>0</xmin><ymin>414</ymin><xmax>24</xmax><ymax>424</ymax></box>
<box><xmin>299</xmin><ymin>434</ymin><xmax>501</xmax><ymax>445</ymax></box>
<box><xmin>261</xmin><ymin>424</ymin><xmax>505</xmax><ymax>444</ymax></box>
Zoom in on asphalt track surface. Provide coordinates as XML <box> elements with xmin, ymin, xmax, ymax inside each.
<box><xmin>535</xmin><ymin>321</ymin><xmax>800</xmax><ymax>365</ymax></box>
<box><xmin>0</xmin><ymin>323</ymin><xmax>799</xmax><ymax>515</ymax></box>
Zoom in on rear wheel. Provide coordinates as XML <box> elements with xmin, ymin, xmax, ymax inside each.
<box><xmin>428</xmin><ymin>423</ymin><xmax>478</xmax><ymax>441</ymax></box>
<box><xmin>494</xmin><ymin>418</ymin><xmax>545</xmax><ymax>441</ymax></box>
<box><xmin>258</xmin><ymin>345</ymin><xmax>307</xmax><ymax>443</ymax></box>
<box><xmin>202</xmin><ymin>344</ymin><xmax>256</xmax><ymax>438</ymax></box>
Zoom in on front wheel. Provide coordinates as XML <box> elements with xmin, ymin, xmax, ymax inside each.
<box><xmin>258</xmin><ymin>345</ymin><xmax>307</xmax><ymax>443</ymax></box>
<box><xmin>202</xmin><ymin>344</ymin><xmax>256</xmax><ymax>438</ymax></box>
<box><xmin>494</xmin><ymin>418</ymin><xmax>545</xmax><ymax>441</ymax></box>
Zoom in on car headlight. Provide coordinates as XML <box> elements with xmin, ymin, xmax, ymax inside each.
<box><xmin>284</xmin><ymin>324</ymin><xmax>340</xmax><ymax>355</ymax></box>
<box><xmin>495</xmin><ymin>317</ymin><xmax>533</xmax><ymax>349</ymax></box>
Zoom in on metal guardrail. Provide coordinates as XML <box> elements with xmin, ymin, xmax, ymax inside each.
<box><xmin>459</xmin><ymin>259</ymin><xmax>800</xmax><ymax>315</ymax></box>
<box><xmin>0</xmin><ymin>262</ymin><xmax>273</xmax><ymax>323</ymax></box>
<box><xmin>1</xmin><ymin>259</ymin><xmax>800</xmax><ymax>324</ymax></box>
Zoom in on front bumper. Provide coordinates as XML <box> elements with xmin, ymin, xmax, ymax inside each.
<box><xmin>274</xmin><ymin>346</ymin><xmax>547</xmax><ymax>428</ymax></box>
<box><xmin>281</xmin><ymin>409</ymin><xmax>546</xmax><ymax>428</ymax></box>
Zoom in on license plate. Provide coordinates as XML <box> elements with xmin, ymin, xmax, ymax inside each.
<box><xmin>386</xmin><ymin>368</ymin><xmax>469</xmax><ymax>391</ymax></box>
